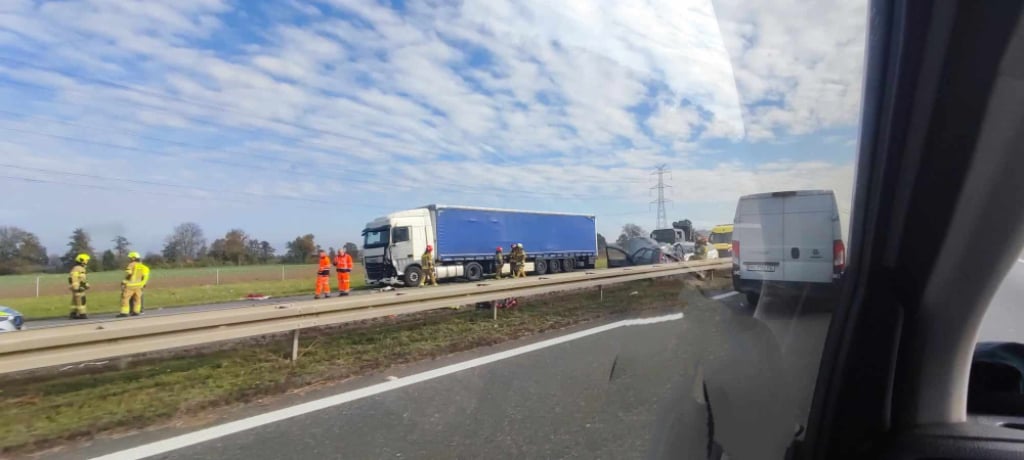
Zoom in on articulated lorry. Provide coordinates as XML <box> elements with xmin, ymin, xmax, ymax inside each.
<box><xmin>361</xmin><ymin>205</ymin><xmax>598</xmax><ymax>286</ymax></box>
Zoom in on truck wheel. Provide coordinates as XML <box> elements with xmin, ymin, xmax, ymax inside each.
<box><xmin>535</xmin><ymin>259</ymin><xmax>548</xmax><ymax>275</ymax></box>
<box><xmin>548</xmin><ymin>260</ymin><xmax>561</xmax><ymax>273</ymax></box>
<box><xmin>562</xmin><ymin>258</ymin><xmax>575</xmax><ymax>272</ymax></box>
<box><xmin>465</xmin><ymin>262</ymin><xmax>483</xmax><ymax>281</ymax></box>
<box><xmin>403</xmin><ymin>266</ymin><xmax>423</xmax><ymax>287</ymax></box>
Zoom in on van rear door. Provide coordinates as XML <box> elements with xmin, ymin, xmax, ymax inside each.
<box><xmin>782</xmin><ymin>192</ymin><xmax>837</xmax><ymax>283</ymax></box>
<box><xmin>735</xmin><ymin>196</ymin><xmax>786</xmax><ymax>281</ymax></box>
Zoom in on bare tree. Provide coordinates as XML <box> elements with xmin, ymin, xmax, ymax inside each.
<box><xmin>616</xmin><ymin>223</ymin><xmax>647</xmax><ymax>245</ymax></box>
<box><xmin>163</xmin><ymin>222</ymin><xmax>206</xmax><ymax>263</ymax></box>
<box><xmin>112</xmin><ymin>235</ymin><xmax>131</xmax><ymax>259</ymax></box>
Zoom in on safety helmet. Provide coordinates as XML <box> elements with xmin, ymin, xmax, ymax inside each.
<box><xmin>426</xmin><ymin>245</ymin><xmax>433</xmax><ymax>252</ymax></box>
<box><xmin>128</xmin><ymin>251</ymin><xmax>140</xmax><ymax>260</ymax></box>
<box><xmin>517</xmin><ymin>243</ymin><xmax>523</xmax><ymax>248</ymax></box>
<box><xmin>75</xmin><ymin>253</ymin><xmax>90</xmax><ymax>264</ymax></box>
<box><xmin>496</xmin><ymin>246</ymin><xmax>502</xmax><ymax>252</ymax></box>
<box><xmin>338</xmin><ymin>246</ymin><xmax>346</xmax><ymax>253</ymax></box>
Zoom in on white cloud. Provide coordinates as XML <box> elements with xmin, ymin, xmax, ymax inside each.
<box><xmin>0</xmin><ymin>0</ymin><xmax>865</xmax><ymax>250</ymax></box>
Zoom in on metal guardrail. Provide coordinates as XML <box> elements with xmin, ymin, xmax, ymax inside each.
<box><xmin>0</xmin><ymin>259</ymin><xmax>730</xmax><ymax>374</ymax></box>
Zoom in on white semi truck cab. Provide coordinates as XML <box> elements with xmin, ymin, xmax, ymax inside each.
<box><xmin>361</xmin><ymin>205</ymin><xmax>598</xmax><ymax>287</ymax></box>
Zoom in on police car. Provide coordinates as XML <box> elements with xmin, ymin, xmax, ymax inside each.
<box><xmin>0</xmin><ymin>306</ymin><xmax>25</xmax><ymax>332</ymax></box>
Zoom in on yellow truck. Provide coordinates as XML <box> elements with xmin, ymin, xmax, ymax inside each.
<box><xmin>709</xmin><ymin>224</ymin><xmax>734</xmax><ymax>257</ymax></box>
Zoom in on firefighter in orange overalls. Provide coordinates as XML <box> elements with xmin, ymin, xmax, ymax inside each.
<box><xmin>314</xmin><ymin>250</ymin><xmax>331</xmax><ymax>299</ymax></box>
<box><xmin>334</xmin><ymin>246</ymin><xmax>353</xmax><ymax>296</ymax></box>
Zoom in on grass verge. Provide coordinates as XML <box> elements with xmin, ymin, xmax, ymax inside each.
<box><xmin>0</xmin><ymin>273</ymin><xmax>729</xmax><ymax>455</ymax></box>
<box><xmin>5</xmin><ymin>276</ymin><xmax>367</xmax><ymax>320</ymax></box>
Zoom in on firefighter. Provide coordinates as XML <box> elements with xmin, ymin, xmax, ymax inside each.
<box><xmin>692</xmin><ymin>236</ymin><xmax>709</xmax><ymax>261</ymax></box>
<box><xmin>514</xmin><ymin>243</ymin><xmax>528</xmax><ymax>278</ymax></box>
<box><xmin>118</xmin><ymin>252</ymin><xmax>146</xmax><ymax>317</ymax></box>
<box><xmin>132</xmin><ymin>257</ymin><xmax>151</xmax><ymax>314</ymax></box>
<box><xmin>68</xmin><ymin>253</ymin><xmax>90</xmax><ymax>319</ymax></box>
<box><xmin>315</xmin><ymin>250</ymin><xmax>331</xmax><ymax>299</ymax></box>
<box><xmin>334</xmin><ymin>246</ymin><xmax>353</xmax><ymax>296</ymax></box>
<box><xmin>421</xmin><ymin>245</ymin><xmax>438</xmax><ymax>286</ymax></box>
<box><xmin>494</xmin><ymin>246</ymin><xmax>505</xmax><ymax>279</ymax></box>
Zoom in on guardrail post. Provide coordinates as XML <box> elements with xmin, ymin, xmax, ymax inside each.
<box><xmin>216</xmin><ymin>269</ymin><xmax>220</xmax><ymax>286</ymax></box>
<box><xmin>291</xmin><ymin>329</ymin><xmax>300</xmax><ymax>362</ymax></box>
<box><xmin>281</xmin><ymin>266</ymin><xmax>285</xmax><ymax>281</ymax></box>
<box><xmin>600</xmin><ymin>285</ymin><xmax>604</xmax><ymax>302</ymax></box>
<box><xmin>35</xmin><ymin>276</ymin><xmax>40</xmax><ymax>297</ymax></box>
<box><xmin>493</xmin><ymin>302</ymin><xmax>498</xmax><ymax>321</ymax></box>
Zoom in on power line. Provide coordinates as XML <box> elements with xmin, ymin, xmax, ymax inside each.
<box><xmin>0</xmin><ymin>163</ymin><xmax>344</xmax><ymax>207</ymax></box>
<box><xmin>0</xmin><ymin>125</ymin><xmax>623</xmax><ymax>201</ymax></box>
<box><xmin>0</xmin><ymin>67</ymin><xmax>648</xmax><ymax>186</ymax></box>
<box><xmin>650</xmin><ymin>164</ymin><xmax>672</xmax><ymax>230</ymax></box>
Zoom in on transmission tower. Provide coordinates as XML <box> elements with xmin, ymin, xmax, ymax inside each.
<box><xmin>650</xmin><ymin>164</ymin><xmax>672</xmax><ymax>230</ymax></box>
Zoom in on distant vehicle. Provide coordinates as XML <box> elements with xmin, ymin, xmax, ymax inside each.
<box><xmin>605</xmin><ymin>237</ymin><xmax>680</xmax><ymax>267</ymax></box>
<box><xmin>709</xmin><ymin>223</ymin><xmax>734</xmax><ymax>257</ymax></box>
<box><xmin>0</xmin><ymin>306</ymin><xmax>25</xmax><ymax>332</ymax></box>
<box><xmin>679</xmin><ymin>241</ymin><xmax>720</xmax><ymax>262</ymax></box>
<box><xmin>361</xmin><ymin>205</ymin><xmax>598</xmax><ymax>286</ymax></box>
<box><xmin>731</xmin><ymin>190</ymin><xmax>845</xmax><ymax>306</ymax></box>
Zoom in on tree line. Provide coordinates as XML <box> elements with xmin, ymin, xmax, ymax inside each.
<box><xmin>0</xmin><ymin>223</ymin><xmax>361</xmax><ymax>275</ymax></box>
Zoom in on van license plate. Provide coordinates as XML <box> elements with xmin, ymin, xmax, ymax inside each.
<box><xmin>746</xmin><ymin>264</ymin><xmax>776</xmax><ymax>272</ymax></box>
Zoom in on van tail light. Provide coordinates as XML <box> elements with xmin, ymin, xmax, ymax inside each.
<box><xmin>732</xmin><ymin>240</ymin><xmax>739</xmax><ymax>259</ymax></box>
<box><xmin>833</xmin><ymin>239</ymin><xmax>846</xmax><ymax>274</ymax></box>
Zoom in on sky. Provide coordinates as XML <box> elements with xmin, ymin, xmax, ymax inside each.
<box><xmin>0</xmin><ymin>0</ymin><xmax>866</xmax><ymax>255</ymax></box>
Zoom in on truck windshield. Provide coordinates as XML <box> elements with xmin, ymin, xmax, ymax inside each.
<box><xmin>362</xmin><ymin>227</ymin><xmax>390</xmax><ymax>249</ymax></box>
<box><xmin>709</xmin><ymin>231</ymin><xmax>733</xmax><ymax>244</ymax></box>
<box><xmin>650</xmin><ymin>229</ymin><xmax>677</xmax><ymax>244</ymax></box>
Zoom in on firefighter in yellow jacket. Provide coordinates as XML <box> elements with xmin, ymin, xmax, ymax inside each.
<box><xmin>68</xmin><ymin>253</ymin><xmax>90</xmax><ymax>319</ymax></box>
<box><xmin>119</xmin><ymin>251</ymin><xmax>147</xmax><ymax>317</ymax></box>
<box><xmin>513</xmin><ymin>243</ymin><xmax>528</xmax><ymax>278</ymax></box>
<box><xmin>130</xmin><ymin>258</ymin><xmax>151</xmax><ymax>314</ymax></box>
<box><xmin>421</xmin><ymin>245</ymin><xmax>438</xmax><ymax>286</ymax></box>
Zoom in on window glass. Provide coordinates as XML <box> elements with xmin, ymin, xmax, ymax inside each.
<box><xmin>392</xmin><ymin>227</ymin><xmax>410</xmax><ymax>243</ymax></box>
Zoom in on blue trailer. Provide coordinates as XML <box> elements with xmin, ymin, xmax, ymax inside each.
<box><xmin>361</xmin><ymin>204</ymin><xmax>597</xmax><ymax>286</ymax></box>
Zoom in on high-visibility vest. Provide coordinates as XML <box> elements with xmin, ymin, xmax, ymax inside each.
<box><xmin>317</xmin><ymin>256</ymin><xmax>331</xmax><ymax>276</ymax></box>
<box><xmin>138</xmin><ymin>263</ymin><xmax>151</xmax><ymax>287</ymax></box>
<box><xmin>334</xmin><ymin>253</ymin><xmax>353</xmax><ymax>271</ymax></box>
<box><xmin>124</xmin><ymin>261</ymin><xmax>146</xmax><ymax>288</ymax></box>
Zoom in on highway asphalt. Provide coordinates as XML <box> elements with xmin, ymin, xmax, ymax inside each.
<box><xmin>60</xmin><ymin>283</ymin><xmax>835</xmax><ymax>460</ymax></box>
<box><xmin>35</xmin><ymin>261</ymin><xmax>1024</xmax><ymax>459</ymax></box>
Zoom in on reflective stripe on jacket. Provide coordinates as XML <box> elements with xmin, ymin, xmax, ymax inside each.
<box><xmin>124</xmin><ymin>261</ymin><xmax>146</xmax><ymax>287</ymax></box>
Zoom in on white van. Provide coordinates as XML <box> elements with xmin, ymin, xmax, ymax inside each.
<box><xmin>732</xmin><ymin>190</ymin><xmax>846</xmax><ymax>306</ymax></box>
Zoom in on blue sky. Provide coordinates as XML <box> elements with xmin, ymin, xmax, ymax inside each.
<box><xmin>0</xmin><ymin>0</ymin><xmax>865</xmax><ymax>255</ymax></box>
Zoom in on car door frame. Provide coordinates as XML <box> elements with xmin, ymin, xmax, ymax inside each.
<box><xmin>801</xmin><ymin>1</ymin><xmax>1024</xmax><ymax>458</ymax></box>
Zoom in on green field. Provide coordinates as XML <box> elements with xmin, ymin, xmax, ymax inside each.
<box><xmin>2</xmin><ymin>260</ymin><xmax>607</xmax><ymax>320</ymax></box>
<box><xmin>2</xmin><ymin>265</ymin><xmax>365</xmax><ymax>320</ymax></box>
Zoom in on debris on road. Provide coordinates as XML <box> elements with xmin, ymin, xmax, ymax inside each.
<box><xmin>243</xmin><ymin>294</ymin><xmax>271</xmax><ymax>300</ymax></box>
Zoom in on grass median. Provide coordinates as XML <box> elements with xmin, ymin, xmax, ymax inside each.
<box><xmin>4</xmin><ymin>261</ymin><xmax>606</xmax><ymax>320</ymax></box>
<box><xmin>3</xmin><ymin>276</ymin><xmax>366</xmax><ymax>320</ymax></box>
<box><xmin>0</xmin><ymin>272</ymin><xmax>728</xmax><ymax>455</ymax></box>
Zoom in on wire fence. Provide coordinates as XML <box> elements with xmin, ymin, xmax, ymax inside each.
<box><xmin>0</xmin><ymin>264</ymin><xmax>324</xmax><ymax>299</ymax></box>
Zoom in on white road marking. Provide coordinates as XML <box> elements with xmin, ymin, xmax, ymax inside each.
<box><xmin>1018</xmin><ymin>258</ymin><xmax>1024</xmax><ymax>264</ymax></box>
<box><xmin>90</xmin><ymin>312</ymin><xmax>685</xmax><ymax>460</ymax></box>
<box><xmin>711</xmin><ymin>291</ymin><xmax>740</xmax><ymax>301</ymax></box>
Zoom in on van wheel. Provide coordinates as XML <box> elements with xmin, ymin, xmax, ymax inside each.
<box><xmin>548</xmin><ymin>259</ymin><xmax>561</xmax><ymax>273</ymax></box>
<box><xmin>403</xmin><ymin>266</ymin><xmax>423</xmax><ymax>287</ymax></box>
<box><xmin>465</xmin><ymin>262</ymin><xmax>483</xmax><ymax>281</ymax></box>
<box><xmin>745</xmin><ymin>292</ymin><xmax>760</xmax><ymax>307</ymax></box>
<box><xmin>562</xmin><ymin>258</ymin><xmax>575</xmax><ymax>272</ymax></box>
<box><xmin>534</xmin><ymin>259</ymin><xmax>548</xmax><ymax>275</ymax></box>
